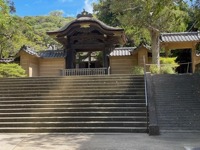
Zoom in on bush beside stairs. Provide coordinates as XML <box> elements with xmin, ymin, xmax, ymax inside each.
<box><xmin>0</xmin><ymin>75</ymin><xmax>148</xmax><ymax>133</ymax></box>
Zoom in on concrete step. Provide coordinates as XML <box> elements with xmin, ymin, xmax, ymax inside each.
<box><xmin>0</xmin><ymin>107</ymin><xmax>146</xmax><ymax>112</ymax></box>
<box><xmin>0</xmin><ymin>121</ymin><xmax>147</xmax><ymax>128</ymax></box>
<box><xmin>0</xmin><ymin>78</ymin><xmax>144</xmax><ymax>83</ymax></box>
<box><xmin>0</xmin><ymin>112</ymin><xmax>146</xmax><ymax>118</ymax></box>
<box><xmin>0</xmin><ymin>99</ymin><xmax>145</xmax><ymax>104</ymax></box>
<box><xmin>0</xmin><ymin>116</ymin><xmax>146</xmax><ymax>122</ymax></box>
<box><xmin>0</xmin><ymin>92</ymin><xmax>145</xmax><ymax>97</ymax></box>
<box><xmin>0</xmin><ymin>95</ymin><xmax>145</xmax><ymax>100</ymax></box>
<box><xmin>0</xmin><ymin>86</ymin><xmax>145</xmax><ymax>91</ymax></box>
<box><xmin>0</xmin><ymin>83</ymin><xmax>144</xmax><ymax>88</ymax></box>
<box><xmin>0</xmin><ymin>88</ymin><xmax>145</xmax><ymax>93</ymax></box>
<box><xmin>0</xmin><ymin>75</ymin><xmax>144</xmax><ymax>81</ymax></box>
<box><xmin>0</xmin><ymin>75</ymin><xmax>147</xmax><ymax>133</ymax></box>
<box><xmin>0</xmin><ymin>103</ymin><xmax>146</xmax><ymax>109</ymax></box>
<box><xmin>0</xmin><ymin>127</ymin><xmax>147</xmax><ymax>133</ymax></box>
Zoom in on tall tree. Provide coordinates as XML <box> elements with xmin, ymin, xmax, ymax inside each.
<box><xmin>95</xmin><ymin>0</ymin><xmax>188</xmax><ymax>65</ymax></box>
<box><xmin>93</xmin><ymin>0</ymin><xmax>150</xmax><ymax>46</ymax></box>
<box><xmin>194</xmin><ymin>0</ymin><xmax>200</xmax><ymax>29</ymax></box>
<box><xmin>0</xmin><ymin>0</ymin><xmax>12</xmax><ymax>58</ymax></box>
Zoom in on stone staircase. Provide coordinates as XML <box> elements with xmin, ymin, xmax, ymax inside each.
<box><xmin>0</xmin><ymin>75</ymin><xmax>147</xmax><ymax>133</ymax></box>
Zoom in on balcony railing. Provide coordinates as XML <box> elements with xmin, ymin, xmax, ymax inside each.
<box><xmin>61</xmin><ymin>68</ymin><xmax>109</xmax><ymax>76</ymax></box>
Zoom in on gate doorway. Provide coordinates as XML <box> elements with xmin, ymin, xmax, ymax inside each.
<box><xmin>171</xmin><ymin>49</ymin><xmax>192</xmax><ymax>73</ymax></box>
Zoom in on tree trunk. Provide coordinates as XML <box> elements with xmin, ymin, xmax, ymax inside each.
<box><xmin>150</xmin><ymin>30</ymin><xmax>160</xmax><ymax>65</ymax></box>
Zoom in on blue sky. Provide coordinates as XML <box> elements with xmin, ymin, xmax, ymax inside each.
<box><xmin>13</xmin><ymin>0</ymin><xmax>98</xmax><ymax>17</ymax></box>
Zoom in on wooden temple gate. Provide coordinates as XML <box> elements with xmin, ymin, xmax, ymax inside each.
<box><xmin>47</xmin><ymin>10</ymin><xmax>126</xmax><ymax>76</ymax></box>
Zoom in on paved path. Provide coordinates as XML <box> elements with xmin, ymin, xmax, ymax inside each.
<box><xmin>0</xmin><ymin>133</ymin><xmax>200</xmax><ymax>150</ymax></box>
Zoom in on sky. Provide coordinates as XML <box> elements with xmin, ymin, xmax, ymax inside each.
<box><xmin>12</xmin><ymin>0</ymin><xmax>98</xmax><ymax>17</ymax></box>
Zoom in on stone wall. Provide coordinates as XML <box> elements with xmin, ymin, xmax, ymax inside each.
<box><xmin>148</xmin><ymin>74</ymin><xmax>200</xmax><ymax>132</ymax></box>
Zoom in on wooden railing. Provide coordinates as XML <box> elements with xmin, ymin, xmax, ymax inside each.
<box><xmin>61</xmin><ymin>68</ymin><xmax>109</xmax><ymax>76</ymax></box>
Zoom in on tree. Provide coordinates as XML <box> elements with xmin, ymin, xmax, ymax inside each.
<box><xmin>0</xmin><ymin>0</ymin><xmax>12</xmax><ymax>58</ymax></box>
<box><xmin>93</xmin><ymin>0</ymin><xmax>150</xmax><ymax>46</ymax></box>
<box><xmin>95</xmin><ymin>0</ymin><xmax>188</xmax><ymax>65</ymax></box>
<box><xmin>194</xmin><ymin>0</ymin><xmax>200</xmax><ymax>29</ymax></box>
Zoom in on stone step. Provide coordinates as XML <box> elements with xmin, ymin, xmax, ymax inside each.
<box><xmin>0</xmin><ymin>107</ymin><xmax>146</xmax><ymax>112</ymax></box>
<box><xmin>0</xmin><ymin>78</ymin><xmax>144</xmax><ymax>83</ymax></box>
<box><xmin>0</xmin><ymin>99</ymin><xmax>145</xmax><ymax>104</ymax></box>
<box><xmin>0</xmin><ymin>127</ymin><xmax>147</xmax><ymax>133</ymax></box>
<box><xmin>0</xmin><ymin>121</ymin><xmax>147</xmax><ymax>128</ymax></box>
<box><xmin>0</xmin><ymin>83</ymin><xmax>144</xmax><ymax>88</ymax></box>
<box><xmin>0</xmin><ymin>103</ymin><xmax>146</xmax><ymax>109</ymax></box>
<box><xmin>0</xmin><ymin>75</ymin><xmax>144</xmax><ymax>81</ymax></box>
<box><xmin>0</xmin><ymin>75</ymin><xmax>147</xmax><ymax>133</ymax></box>
<box><xmin>0</xmin><ymin>117</ymin><xmax>147</xmax><ymax>123</ymax></box>
<box><xmin>0</xmin><ymin>88</ymin><xmax>145</xmax><ymax>93</ymax></box>
<box><xmin>0</xmin><ymin>86</ymin><xmax>145</xmax><ymax>91</ymax></box>
<box><xmin>0</xmin><ymin>92</ymin><xmax>145</xmax><ymax>97</ymax></box>
<box><xmin>0</xmin><ymin>112</ymin><xmax>146</xmax><ymax>117</ymax></box>
<box><xmin>0</xmin><ymin>95</ymin><xmax>145</xmax><ymax>100</ymax></box>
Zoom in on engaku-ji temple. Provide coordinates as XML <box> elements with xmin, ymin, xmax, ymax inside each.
<box><xmin>0</xmin><ymin>10</ymin><xmax>200</xmax><ymax>135</ymax></box>
<box><xmin>14</xmin><ymin>10</ymin><xmax>200</xmax><ymax>77</ymax></box>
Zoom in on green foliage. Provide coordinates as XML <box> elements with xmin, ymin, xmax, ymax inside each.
<box><xmin>194</xmin><ymin>0</ymin><xmax>200</xmax><ymax>29</ymax></box>
<box><xmin>149</xmin><ymin>57</ymin><xmax>179</xmax><ymax>74</ymax></box>
<box><xmin>149</xmin><ymin>65</ymin><xmax>160</xmax><ymax>74</ymax></box>
<box><xmin>0</xmin><ymin>63</ymin><xmax>27</xmax><ymax>77</ymax></box>
<box><xmin>0</xmin><ymin>7</ymin><xmax>74</xmax><ymax>58</ymax></box>
<box><xmin>94</xmin><ymin>0</ymin><xmax>189</xmax><ymax>64</ymax></box>
<box><xmin>132</xmin><ymin>66</ymin><xmax>144</xmax><ymax>75</ymax></box>
<box><xmin>160</xmin><ymin>57</ymin><xmax>179</xmax><ymax>68</ymax></box>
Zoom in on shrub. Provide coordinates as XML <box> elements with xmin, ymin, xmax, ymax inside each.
<box><xmin>160</xmin><ymin>65</ymin><xmax>175</xmax><ymax>74</ymax></box>
<box><xmin>149</xmin><ymin>57</ymin><xmax>179</xmax><ymax>74</ymax></box>
<box><xmin>149</xmin><ymin>64</ymin><xmax>160</xmax><ymax>74</ymax></box>
<box><xmin>0</xmin><ymin>63</ymin><xmax>27</xmax><ymax>78</ymax></box>
<box><xmin>132</xmin><ymin>66</ymin><xmax>144</xmax><ymax>75</ymax></box>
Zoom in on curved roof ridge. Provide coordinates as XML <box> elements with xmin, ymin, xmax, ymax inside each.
<box><xmin>20</xmin><ymin>45</ymin><xmax>40</xmax><ymax>57</ymax></box>
<box><xmin>47</xmin><ymin>17</ymin><xmax>123</xmax><ymax>35</ymax></box>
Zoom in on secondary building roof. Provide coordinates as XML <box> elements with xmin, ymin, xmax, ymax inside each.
<box><xmin>110</xmin><ymin>44</ymin><xmax>151</xmax><ymax>56</ymax></box>
<box><xmin>38</xmin><ymin>50</ymin><xmax>66</xmax><ymax>58</ymax></box>
<box><xmin>19</xmin><ymin>46</ymin><xmax>66</xmax><ymax>58</ymax></box>
<box><xmin>160</xmin><ymin>31</ymin><xmax>200</xmax><ymax>42</ymax></box>
<box><xmin>110</xmin><ymin>47</ymin><xmax>135</xmax><ymax>56</ymax></box>
<box><xmin>0</xmin><ymin>58</ymin><xmax>14</xmax><ymax>63</ymax></box>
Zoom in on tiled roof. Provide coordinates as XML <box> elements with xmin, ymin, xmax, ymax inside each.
<box><xmin>21</xmin><ymin>46</ymin><xmax>40</xmax><ymax>57</ymax></box>
<box><xmin>160</xmin><ymin>31</ymin><xmax>200</xmax><ymax>42</ymax></box>
<box><xmin>47</xmin><ymin>11</ymin><xmax>123</xmax><ymax>35</ymax></box>
<box><xmin>0</xmin><ymin>58</ymin><xmax>14</xmax><ymax>63</ymax></box>
<box><xmin>110</xmin><ymin>47</ymin><xmax>136</xmax><ymax>56</ymax></box>
<box><xmin>20</xmin><ymin>46</ymin><xmax>65</xmax><ymax>58</ymax></box>
<box><xmin>39</xmin><ymin>50</ymin><xmax>66</xmax><ymax>58</ymax></box>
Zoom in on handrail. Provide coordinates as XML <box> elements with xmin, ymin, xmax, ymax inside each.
<box><xmin>143</xmin><ymin>56</ymin><xmax>149</xmax><ymax>133</ymax></box>
<box><xmin>62</xmin><ymin>68</ymin><xmax>108</xmax><ymax>76</ymax></box>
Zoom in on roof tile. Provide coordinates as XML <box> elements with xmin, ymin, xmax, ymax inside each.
<box><xmin>160</xmin><ymin>31</ymin><xmax>200</xmax><ymax>42</ymax></box>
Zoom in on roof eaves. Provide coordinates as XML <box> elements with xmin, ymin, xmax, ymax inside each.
<box><xmin>20</xmin><ymin>47</ymin><xmax>40</xmax><ymax>57</ymax></box>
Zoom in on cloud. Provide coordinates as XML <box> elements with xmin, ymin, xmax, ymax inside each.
<box><xmin>84</xmin><ymin>0</ymin><xmax>96</xmax><ymax>13</ymax></box>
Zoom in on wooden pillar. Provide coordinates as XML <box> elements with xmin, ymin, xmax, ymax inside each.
<box><xmin>76</xmin><ymin>53</ymin><xmax>79</xmax><ymax>69</ymax></box>
<box><xmin>67</xmin><ymin>49</ymin><xmax>74</xmax><ymax>69</ymax></box>
<box><xmin>88</xmin><ymin>52</ymin><xmax>91</xmax><ymax>68</ymax></box>
<box><xmin>191</xmin><ymin>43</ymin><xmax>196</xmax><ymax>73</ymax></box>
<box><xmin>165</xmin><ymin>46</ymin><xmax>170</xmax><ymax>57</ymax></box>
<box><xmin>103</xmin><ymin>48</ymin><xmax>109</xmax><ymax>68</ymax></box>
